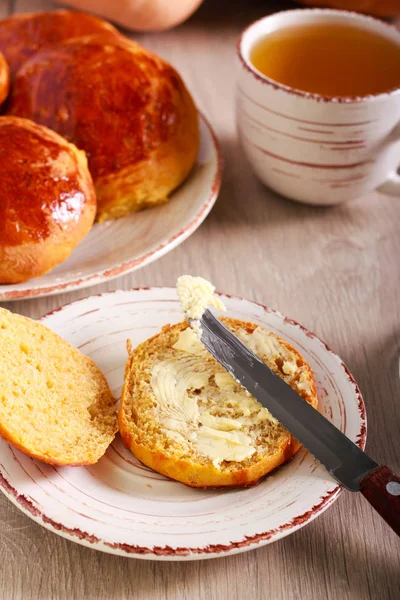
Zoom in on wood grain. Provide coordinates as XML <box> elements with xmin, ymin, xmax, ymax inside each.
<box><xmin>1</xmin><ymin>1</ymin><xmax>400</xmax><ymax>598</ymax></box>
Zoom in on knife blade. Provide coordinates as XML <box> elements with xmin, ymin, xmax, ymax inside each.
<box><xmin>197</xmin><ymin>309</ymin><xmax>378</xmax><ymax>491</ymax></box>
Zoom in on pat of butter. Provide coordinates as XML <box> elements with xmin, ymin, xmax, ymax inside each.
<box><xmin>225</xmin><ymin>392</ymin><xmax>257</xmax><ymax>416</ymax></box>
<box><xmin>214</xmin><ymin>371</ymin><xmax>237</xmax><ymax>391</ymax></box>
<box><xmin>235</xmin><ymin>327</ymin><xmax>282</xmax><ymax>359</ymax></box>
<box><xmin>150</xmin><ymin>357</ymin><xmax>205</xmax><ymax>425</ymax></box>
<box><xmin>200</xmin><ymin>411</ymin><xmax>243</xmax><ymax>431</ymax></box>
<box><xmin>283</xmin><ymin>361</ymin><xmax>297</xmax><ymax>376</ymax></box>
<box><xmin>256</xmin><ymin>407</ymin><xmax>278</xmax><ymax>425</ymax></box>
<box><xmin>298</xmin><ymin>371</ymin><xmax>311</xmax><ymax>393</ymax></box>
<box><xmin>172</xmin><ymin>327</ymin><xmax>205</xmax><ymax>355</ymax></box>
<box><xmin>176</xmin><ymin>275</ymin><xmax>225</xmax><ymax>332</ymax></box>
<box><xmin>196</xmin><ymin>426</ymin><xmax>255</xmax><ymax>467</ymax></box>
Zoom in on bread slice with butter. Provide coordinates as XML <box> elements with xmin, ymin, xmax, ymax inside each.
<box><xmin>0</xmin><ymin>307</ymin><xmax>118</xmax><ymax>465</ymax></box>
<box><xmin>119</xmin><ymin>319</ymin><xmax>318</xmax><ymax>488</ymax></box>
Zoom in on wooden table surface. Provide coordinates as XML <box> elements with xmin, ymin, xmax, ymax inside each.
<box><xmin>1</xmin><ymin>0</ymin><xmax>400</xmax><ymax>598</ymax></box>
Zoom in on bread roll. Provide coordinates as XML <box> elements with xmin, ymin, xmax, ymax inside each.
<box><xmin>9</xmin><ymin>33</ymin><xmax>200</xmax><ymax>221</ymax></box>
<box><xmin>0</xmin><ymin>116</ymin><xmax>96</xmax><ymax>284</ymax></box>
<box><xmin>0</xmin><ymin>307</ymin><xmax>117</xmax><ymax>465</ymax></box>
<box><xmin>119</xmin><ymin>319</ymin><xmax>318</xmax><ymax>488</ymax></box>
<box><xmin>0</xmin><ymin>9</ymin><xmax>118</xmax><ymax>81</ymax></box>
<box><xmin>0</xmin><ymin>52</ymin><xmax>9</xmax><ymax>106</ymax></box>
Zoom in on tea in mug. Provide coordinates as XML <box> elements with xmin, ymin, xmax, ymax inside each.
<box><xmin>250</xmin><ymin>23</ymin><xmax>400</xmax><ymax>97</ymax></box>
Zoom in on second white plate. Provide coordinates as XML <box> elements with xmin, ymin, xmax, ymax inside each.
<box><xmin>0</xmin><ymin>114</ymin><xmax>221</xmax><ymax>301</ymax></box>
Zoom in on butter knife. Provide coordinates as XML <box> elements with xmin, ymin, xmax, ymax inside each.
<box><xmin>195</xmin><ymin>310</ymin><xmax>400</xmax><ymax>536</ymax></box>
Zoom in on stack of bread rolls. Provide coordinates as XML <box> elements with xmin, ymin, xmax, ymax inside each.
<box><xmin>0</xmin><ymin>10</ymin><xmax>199</xmax><ymax>283</ymax></box>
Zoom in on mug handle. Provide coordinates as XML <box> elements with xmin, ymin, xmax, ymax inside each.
<box><xmin>377</xmin><ymin>172</ymin><xmax>400</xmax><ymax>196</ymax></box>
<box><xmin>377</xmin><ymin>123</ymin><xmax>400</xmax><ymax>196</ymax></box>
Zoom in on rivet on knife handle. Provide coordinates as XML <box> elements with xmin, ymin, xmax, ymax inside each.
<box><xmin>360</xmin><ymin>466</ymin><xmax>400</xmax><ymax>536</ymax></box>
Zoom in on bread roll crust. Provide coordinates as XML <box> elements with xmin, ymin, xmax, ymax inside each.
<box><xmin>0</xmin><ymin>116</ymin><xmax>96</xmax><ymax>284</ymax></box>
<box><xmin>0</xmin><ymin>52</ymin><xmax>9</xmax><ymax>106</ymax></box>
<box><xmin>119</xmin><ymin>319</ymin><xmax>318</xmax><ymax>488</ymax></box>
<box><xmin>9</xmin><ymin>33</ymin><xmax>200</xmax><ymax>221</ymax></box>
<box><xmin>0</xmin><ymin>9</ymin><xmax>118</xmax><ymax>81</ymax></box>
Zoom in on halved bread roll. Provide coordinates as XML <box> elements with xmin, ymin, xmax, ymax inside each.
<box><xmin>119</xmin><ymin>319</ymin><xmax>318</xmax><ymax>488</ymax></box>
<box><xmin>0</xmin><ymin>308</ymin><xmax>117</xmax><ymax>465</ymax></box>
<box><xmin>0</xmin><ymin>9</ymin><xmax>118</xmax><ymax>81</ymax></box>
<box><xmin>9</xmin><ymin>33</ymin><xmax>200</xmax><ymax>222</ymax></box>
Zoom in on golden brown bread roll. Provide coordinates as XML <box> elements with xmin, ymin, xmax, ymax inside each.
<box><xmin>0</xmin><ymin>116</ymin><xmax>96</xmax><ymax>284</ymax></box>
<box><xmin>119</xmin><ymin>319</ymin><xmax>318</xmax><ymax>488</ymax></box>
<box><xmin>0</xmin><ymin>52</ymin><xmax>9</xmax><ymax>107</ymax></box>
<box><xmin>0</xmin><ymin>9</ymin><xmax>118</xmax><ymax>82</ymax></box>
<box><xmin>9</xmin><ymin>33</ymin><xmax>200</xmax><ymax>221</ymax></box>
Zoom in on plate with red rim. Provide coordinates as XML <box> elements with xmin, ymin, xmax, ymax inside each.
<box><xmin>0</xmin><ymin>114</ymin><xmax>221</xmax><ymax>302</ymax></box>
<box><xmin>0</xmin><ymin>288</ymin><xmax>367</xmax><ymax>560</ymax></box>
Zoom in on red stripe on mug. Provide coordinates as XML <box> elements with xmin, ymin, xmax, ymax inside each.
<box><xmin>238</xmin><ymin>87</ymin><xmax>377</xmax><ymax>127</ymax></box>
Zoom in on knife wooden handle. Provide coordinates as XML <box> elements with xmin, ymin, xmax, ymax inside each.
<box><xmin>360</xmin><ymin>465</ymin><xmax>400</xmax><ymax>536</ymax></box>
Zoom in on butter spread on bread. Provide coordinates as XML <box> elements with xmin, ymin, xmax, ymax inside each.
<box><xmin>119</xmin><ymin>319</ymin><xmax>318</xmax><ymax>487</ymax></box>
<box><xmin>150</xmin><ymin>327</ymin><xmax>289</xmax><ymax>468</ymax></box>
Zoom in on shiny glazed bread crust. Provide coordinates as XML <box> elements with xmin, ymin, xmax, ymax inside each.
<box><xmin>9</xmin><ymin>33</ymin><xmax>200</xmax><ymax>221</ymax></box>
<box><xmin>0</xmin><ymin>52</ymin><xmax>9</xmax><ymax>106</ymax></box>
<box><xmin>0</xmin><ymin>116</ymin><xmax>96</xmax><ymax>284</ymax></box>
<box><xmin>0</xmin><ymin>9</ymin><xmax>118</xmax><ymax>81</ymax></box>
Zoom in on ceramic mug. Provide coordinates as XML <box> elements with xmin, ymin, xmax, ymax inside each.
<box><xmin>236</xmin><ymin>9</ymin><xmax>400</xmax><ymax>205</ymax></box>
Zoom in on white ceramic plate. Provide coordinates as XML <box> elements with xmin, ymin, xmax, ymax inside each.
<box><xmin>0</xmin><ymin>289</ymin><xmax>366</xmax><ymax>560</ymax></box>
<box><xmin>0</xmin><ymin>115</ymin><xmax>221</xmax><ymax>302</ymax></box>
